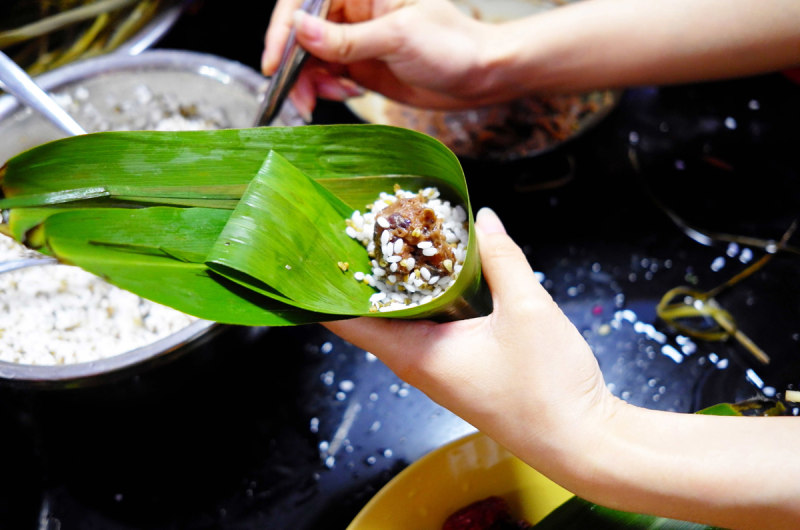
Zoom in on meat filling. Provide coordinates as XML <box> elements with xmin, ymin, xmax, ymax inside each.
<box><xmin>373</xmin><ymin>196</ymin><xmax>455</xmax><ymax>278</ymax></box>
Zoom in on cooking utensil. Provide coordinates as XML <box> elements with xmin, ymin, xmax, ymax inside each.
<box><xmin>253</xmin><ymin>0</ymin><xmax>330</xmax><ymax>126</ymax></box>
<box><xmin>0</xmin><ymin>50</ymin><xmax>86</xmax><ymax>136</ymax></box>
<box><xmin>0</xmin><ymin>257</ymin><xmax>58</xmax><ymax>274</ymax></box>
<box><xmin>0</xmin><ymin>49</ymin><xmax>304</xmax><ymax>388</ymax></box>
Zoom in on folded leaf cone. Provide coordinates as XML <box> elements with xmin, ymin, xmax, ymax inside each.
<box><xmin>0</xmin><ymin>125</ymin><xmax>491</xmax><ymax>325</ymax></box>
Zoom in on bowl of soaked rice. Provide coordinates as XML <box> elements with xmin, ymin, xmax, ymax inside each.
<box><xmin>0</xmin><ymin>49</ymin><xmax>303</xmax><ymax>386</ymax></box>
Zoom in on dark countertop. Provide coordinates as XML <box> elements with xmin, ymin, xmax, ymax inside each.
<box><xmin>1</xmin><ymin>2</ymin><xmax>799</xmax><ymax>528</ymax></box>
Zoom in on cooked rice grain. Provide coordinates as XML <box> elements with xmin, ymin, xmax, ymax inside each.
<box><xmin>345</xmin><ymin>187</ymin><xmax>468</xmax><ymax>312</ymax></box>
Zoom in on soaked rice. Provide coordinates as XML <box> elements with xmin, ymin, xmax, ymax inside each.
<box><xmin>0</xmin><ymin>80</ymin><xmax>230</xmax><ymax>366</ymax></box>
<box><xmin>345</xmin><ymin>187</ymin><xmax>468</xmax><ymax>312</ymax></box>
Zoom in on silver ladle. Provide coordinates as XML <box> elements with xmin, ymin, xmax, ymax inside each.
<box><xmin>0</xmin><ymin>50</ymin><xmax>87</xmax><ymax>136</ymax></box>
<box><xmin>0</xmin><ymin>52</ymin><xmax>85</xmax><ymax>274</ymax></box>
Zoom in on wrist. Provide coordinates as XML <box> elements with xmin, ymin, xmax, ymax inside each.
<box><xmin>468</xmin><ymin>17</ymin><xmax>558</xmax><ymax>105</ymax></box>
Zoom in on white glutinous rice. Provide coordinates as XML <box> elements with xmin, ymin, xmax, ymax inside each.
<box><xmin>0</xmin><ymin>236</ymin><xmax>197</xmax><ymax>366</ymax></box>
<box><xmin>345</xmin><ymin>186</ymin><xmax>468</xmax><ymax>312</ymax></box>
<box><xmin>0</xmin><ymin>80</ymin><xmax>224</xmax><ymax>366</ymax></box>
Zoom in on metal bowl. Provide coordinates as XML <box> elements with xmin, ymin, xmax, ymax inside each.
<box><xmin>0</xmin><ymin>49</ymin><xmax>303</xmax><ymax>387</ymax></box>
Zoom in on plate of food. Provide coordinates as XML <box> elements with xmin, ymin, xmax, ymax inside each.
<box><xmin>346</xmin><ymin>431</ymin><xmax>573</xmax><ymax>529</ymax></box>
<box><xmin>346</xmin><ymin>0</ymin><xmax>620</xmax><ymax>161</ymax></box>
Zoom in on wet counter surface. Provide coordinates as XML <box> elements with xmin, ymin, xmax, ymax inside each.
<box><xmin>1</xmin><ymin>2</ymin><xmax>799</xmax><ymax>528</ymax></box>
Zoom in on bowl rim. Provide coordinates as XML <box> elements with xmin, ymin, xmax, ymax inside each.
<box><xmin>0</xmin><ymin>49</ymin><xmax>301</xmax><ymax>385</ymax></box>
<box><xmin>0</xmin><ymin>48</ymin><xmax>304</xmax><ymax>126</ymax></box>
<box><xmin>346</xmin><ymin>430</ymin><xmax>574</xmax><ymax>529</ymax></box>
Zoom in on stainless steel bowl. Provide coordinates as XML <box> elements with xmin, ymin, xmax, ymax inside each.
<box><xmin>0</xmin><ymin>49</ymin><xmax>303</xmax><ymax>386</ymax></box>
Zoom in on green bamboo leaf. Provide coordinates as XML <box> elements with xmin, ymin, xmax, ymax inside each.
<box><xmin>207</xmin><ymin>151</ymin><xmax>376</xmax><ymax>314</ymax></box>
<box><xmin>39</xmin><ymin>207</ymin><xmax>328</xmax><ymax>326</ymax></box>
<box><xmin>696</xmin><ymin>398</ymin><xmax>786</xmax><ymax>417</ymax></box>
<box><xmin>1</xmin><ymin>125</ymin><xmax>490</xmax><ymax>324</ymax></box>
<box><xmin>533</xmin><ymin>496</ymin><xmax>718</xmax><ymax>529</ymax></box>
<box><xmin>0</xmin><ymin>125</ymin><xmax>466</xmax><ymax>209</ymax></box>
<box><xmin>0</xmin><ymin>0</ymin><xmax>139</xmax><ymax>48</ymax></box>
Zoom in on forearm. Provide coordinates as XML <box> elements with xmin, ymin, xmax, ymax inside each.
<box><xmin>529</xmin><ymin>401</ymin><xmax>800</xmax><ymax>529</ymax></box>
<box><xmin>477</xmin><ymin>0</ymin><xmax>800</xmax><ymax>99</ymax></box>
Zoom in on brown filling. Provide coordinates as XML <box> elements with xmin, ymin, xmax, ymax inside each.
<box><xmin>373</xmin><ymin>196</ymin><xmax>455</xmax><ymax>277</ymax></box>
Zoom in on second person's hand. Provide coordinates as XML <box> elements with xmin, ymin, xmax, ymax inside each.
<box><xmin>261</xmin><ymin>0</ymin><xmax>501</xmax><ymax>120</ymax></box>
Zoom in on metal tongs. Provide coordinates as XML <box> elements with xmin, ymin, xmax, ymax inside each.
<box><xmin>254</xmin><ymin>0</ymin><xmax>331</xmax><ymax>126</ymax></box>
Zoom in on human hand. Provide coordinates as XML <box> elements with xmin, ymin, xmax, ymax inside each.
<box><xmin>262</xmin><ymin>0</ymin><xmax>499</xmax><ymax>120</ymax></box>
<box><xmin>323</xmin><ymin>207</ymin><xmax>621</xmax><ymax>476</ymax></box>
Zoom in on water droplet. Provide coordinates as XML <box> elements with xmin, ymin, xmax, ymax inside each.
<box><xmin>661</xmin><ymin>344</ymin><xmax>684</xmax><ymax>363</ymax></box>
<box><xmin>614</xmin><ymin>293</ymin><xmax>625</xmax><ymax>307</ymax></box>
<box><xmin>746</xmin><ymin>369</ymin><xmax>764</xmax><ymax>389</ymax></box>
<box><xmin>320</xmin><ymin>341</ymin><xmax>333</xmax><ymax>354</ymax></box>
<box><xmin>748</xmin><ymin>99</ymin><xmax>760</xmax><ymax>110</ymax></box>
<box><xmin>724</xmin><ymin>116</ymin><xmax>737</xmax><ymax>130</ymax></box>
<box><xmin>339</xmin><ymin>380</ymin><xmax>355</xmax><ymax>392</ymax></box>
<box><xmin>710</xmin><ymin>256</ymin><xmax>725</xmax><ymax>272</ymax></box>
<box><xmin>628</xmin><ymin>131</ymin><xmax>640</xmax><ymax>145</ymax></box>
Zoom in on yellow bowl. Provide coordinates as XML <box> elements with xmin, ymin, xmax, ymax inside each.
<box><xmin>347</xmin><ymin>431</ymin><xmax>574</xmax><ymax>529</ymax></box>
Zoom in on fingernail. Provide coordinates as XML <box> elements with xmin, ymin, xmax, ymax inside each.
<box><xmin>293</xmin><ymin>9</ymin><xmax>323</xmax><ymax>41</ymax></box>
<box><xmin>475</xmin><ymin>207</ymin><xmax>506</xmax><ymax>234</ymax></box>
<box><xmin>341</xmin><ymin>79</ymin><xmax>365</xmax><ymax>97</ymax></box>
<box><xmin>289</xmin><ymin>92</ymin><xmax>313</xmax><ymax>123</ymax></box>
<box><xmin>318</xmin><ymin>79</ymin><xmax>365</xmax><ymax>101</ymax></box>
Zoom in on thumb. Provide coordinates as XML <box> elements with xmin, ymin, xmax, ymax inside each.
<box><xmin>475</xmin><ymin>208</ymin><xmax>545</xmax><ymax>312</ymax></box>
<box><xmin>292</xmin><ymin>9</ymin><xmax>400</xmax><ymax>64</ymax></box>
